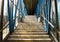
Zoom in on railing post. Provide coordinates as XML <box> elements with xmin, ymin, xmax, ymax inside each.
<box><xmin>21</xmin><ymin>0</ymin><xmax>25</xmax><ymax>17</ymax></box>
<box><xmin>48</xmin><ymin>0</ymin><xmax>51</xmax><ymax>33</ymax></box>
<box><xmin>44</xmin><ymin>0</ymin><xmax>49</xmax><ymax>32</ymax></box>
<box><xmin>7</xmin><ymin>0</ymin><xmax>13</xmax><ymax>33</ymax></box>
<box><xmin>36</xmin><ymin>0</ymin><xmax>40</xmax><ymax>19</ymax></box>
<box><xmin>11</xmin><ymin>0</ymin><xmax>14</xmax><ymax>32</ymax></box>
<box><xmin>13</xmin><ymin>0</ymin><xmax>19</xmax><ymax>27</ymax></box>
<box><xmin>18</xmin><ymin>0</ymin><xmax>21</xmax><ymax>23</ymax></box>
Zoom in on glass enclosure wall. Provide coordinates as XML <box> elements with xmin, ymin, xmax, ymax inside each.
<box><xmin>57</xmin><ymin>0</ymin><xmax>60</xmax><ymax>31</ymax></box>
<box><xmin>2</xmin><ymin>0</ymin><xmax>9</xmax><ymax>40</ymax></box>
<box><xmin>57</xmin><ymin>0</ymin><xmax>60</xmax><ymax>42</ymax></box>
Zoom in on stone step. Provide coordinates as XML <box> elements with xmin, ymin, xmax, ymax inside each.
<box><xmin>14</xmin><ymin>30</ymin><xmax>45</xmax><ymax>32</ymax></box>
<box><xmin>12</xmin><ymin>32</ymin><xmax>48</xmax><ymax>35</ymax></box>
<box><xmin>9</xmin><ymin>35</ymin><xmax>49</xmax><ymax>38</ymax></box>
<box><xmin>15</xmin><ymin>28</ymin><xmax>41</xmax><ymax>30</ymax></box>
<box><xmin>15</xmin><ymin>28</ymin><xmax>45</xmax><ymax>31</ymax></box>
<box><xmin>7</xmin><ymin>15</ymin><xmax>51</xmax><ymax>42</ymax></box>
<box><xmin>7</xmin><ymin>38</ymin><xmax>51</xmax><ymax>42</ymax></box>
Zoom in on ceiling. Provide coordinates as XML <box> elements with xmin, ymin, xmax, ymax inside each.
<box><xmin>24</xmin><ymin>0</ymin><xmax>38</xmax><ymax>15</ymax></box>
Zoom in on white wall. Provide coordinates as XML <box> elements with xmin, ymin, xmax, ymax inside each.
<box><xmin>3</xmin><ymin>0</ymin><xmax>8</xmax><ymax>16</ymax></box>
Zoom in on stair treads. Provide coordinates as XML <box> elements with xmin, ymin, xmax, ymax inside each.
<box><xmin>7</xmin><ymin>38</ymin><xmax>51</xmax><ymax>42</ymax></box>
<box><xmin>8</xmin><ymin>38</ymin><xmax>51</xmax><ymax>40</ymax></box>
<box><xmin>16</xmin><ymin>28</ymin><xmax>41</xmax><ymax>30</ymax></box>
<box><xmin>17</xmin><ymin>22</ymin><xmax>45</xmax><ymax>32</ymax></box>
<box><xmin>16</xmin><ymin>28</ymin><xmax>45</xmax><ymax>31</ymax></box>
<box><xmin>12</xmin><ymin>32</ymin><xmax>48</xmax><ymax>35</ymax></box>
<box><xmin>14</xmin><ymin>30</ymin><xmax>45</xmax><ymax>32</ymax></box>
<box><xmin>10</xmin><ymin>35</ymin><xmax>49</xmax><ymax>38</ymax></box>
<box><xmin>7</xmin><ymin>16</ymin><xmax>51</xmax><ymax>42</ymax></box>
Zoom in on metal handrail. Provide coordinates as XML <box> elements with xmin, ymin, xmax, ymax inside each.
<box><xmin>50</xmin><ymin>31</ymin><xmax>58</xmax><ymax>42</ymax></box>
<box><xmin>41</xmin><ymin>15</ymin><xmax>58</xmax><ymax>42</ymax></box>
<box><xmin>0</xmin><ymin>22</ymin><xmax>9</xmax><ymax>32</ymax></box>
<box><xmin>0</xmin><ymin>0</ymin><xmax>22</xmax><ymax>32</ymax></box>
<box><xmin>0</xmin><ymin>0</ymin><xmax>20</xmax><ymax>33</ymax></box>
<box><xmin>41</xmin><ymin>15</ymin><xmax>54</xmax><ymax>28</ymax></box>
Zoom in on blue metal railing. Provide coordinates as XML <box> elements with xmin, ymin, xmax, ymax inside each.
<box><xmin>0</xmin><ymin>0</ymin><xmax>59</xmax><ymax>42</ymax></box>
<box><xmin>7</xmin><ymin>0</ymin><xmax>27</xmax><ymax>33</ymax></box>
<box><xmin>36</xmin><ymin>0</ymin><xmax>59</xmax><ymax>42</ymax></box>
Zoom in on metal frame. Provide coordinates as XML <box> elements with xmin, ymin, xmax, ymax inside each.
<box><xmin>37</xmin><ymin>0</ymin><xmax>59</xmax><ymax>41</ymax></box>
<box><xmin>44</xmin><ymin>0</ymin><xmax>49</xmax><ymax>32</ymax></box>
<box><xmin>7</xmin><ymin>0</ymin><xmax>25</xmax><ymax>33</ymax></box>
<box><xmin>7</xmin><ymin>0</ymin><xmax>20</xmax><ymax>33</ymax></box>
<box><xmin>7</xmin><ymin>0</ymin><xmax>12</xmax><ymax>33</ymax></box>
<box><xmin>36</xmin><ymin>0</ymin><xmax>49</xmax><ymax>32</ymax></box>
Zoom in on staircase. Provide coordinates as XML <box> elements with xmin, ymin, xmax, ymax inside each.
<box><xmin>7</xmin><ymin>15</ymin><xmax>51</xmax><ymax>42</ymax></box>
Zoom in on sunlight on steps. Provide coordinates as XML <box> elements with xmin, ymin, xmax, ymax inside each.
<box><xmin>7</xmin><ymin>15</ymin><xmax>51</xmax><ymax>42</ymax></box>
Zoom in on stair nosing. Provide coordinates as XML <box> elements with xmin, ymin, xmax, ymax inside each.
<box><xmin>10</xmin><ymin>35</ymin><xmax>49</xmax><ymax>37</ymax></box>
<box><xmin>8</xmin><ymin>38</ymin><xmax>51</xmax><ymax>40</ymax></box>
<box><xmin>13</xmin><ymin>32</ymin><xmax>47</xmax><ymax>33</ymax></box>
<box><xmin>15</xmin><ymin>30</ymin><xmax>46</xmax><ymax>32</ymax></box>
<box><xmin>9</xmin><ymin>35</ymin><xmax>49</xmax><ymax>39</ymax></box>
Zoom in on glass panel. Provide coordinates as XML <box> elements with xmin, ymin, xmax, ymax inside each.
<box><xmin>2</xmin><ymin>0</ymin><xmax>9</xmax><ymax>40</ymax></box>
<box><xmin>57</xmin><ymin>0</ymin><xmax>60</xmax><ymax>42</ymax></box>
<box><xmin>57</xmin><ymin>0</ymin><xmax>60</xmax><ymax>31</ymax></box>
